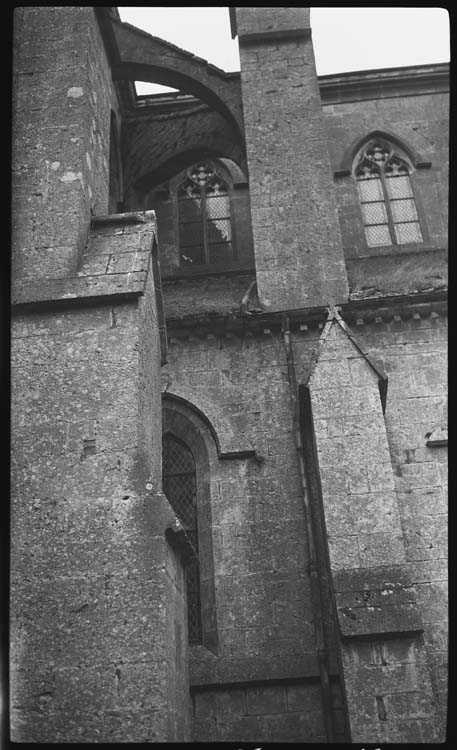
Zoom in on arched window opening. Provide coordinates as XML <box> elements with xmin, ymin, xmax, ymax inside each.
<box><xmin>178</xmin><ymin>161</ymin><xmax>233</xmax><ymax>266</ymax></box>
<box><xmin>355</xmin><ymin>139</ymin><xmax>423</xmax><ymax>247</ymax></box>
<box><xmin>162</xmin><ymin>433</ymin><xmax>202</xmax><ymax>644</ymax></box>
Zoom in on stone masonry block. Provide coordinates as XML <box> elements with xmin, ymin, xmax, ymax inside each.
<box><xmin>246</xmin><ymin>685</ymin><xmax>287</xmax><ymax>715</ymax></box>
<box><xmin>347</xmin><ymin>492</ymin><xmax>401</xmax><ymax>536</ymax></box>
<box><xmin>357</xmin><ymin>532</ymin><xmax>406</xmax><ymax>568</ymax></box>
<box><xmin>327</xmin><ymin>536</ymin><xmax>362</xmax><ymax>570</ymax></box>
<box><xmin>333</xmin><ymin>565</ymin><xmax>422</xmax><ymax>637</ymax></box>
<box><xmin>286</xmin><ymin>682</ymin><xmax>322</xmax><ymax>713</ymax></box>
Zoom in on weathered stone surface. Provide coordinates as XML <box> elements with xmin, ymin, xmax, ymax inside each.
<box><xmin>235</xmin><ymin>6</ymin><xmax>349</xmax><ymax>311</ymax></box>
<box><xmin>10</xmin><ymin>197</ymin><xmax>189</xmax><ymax>740</ymax></box>
<box><xmin>11</xmin><ymin>5</ymin><xmax>447</xmax><ymax>746</ymax></box>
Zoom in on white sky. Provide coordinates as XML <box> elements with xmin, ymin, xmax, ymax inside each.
<box><xmin>117</xmin><ymin>7</ymin><xmax>450</xmax><ymax>95</ymax></box>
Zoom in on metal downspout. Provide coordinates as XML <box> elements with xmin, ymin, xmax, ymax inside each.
<box><xmin>281</xmin><ymin>315</ymin><xmax>335</xmax><ymax>743</ymax></box>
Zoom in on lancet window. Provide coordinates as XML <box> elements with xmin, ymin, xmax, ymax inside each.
<box><xmin>162</xmin><ymin>433</ymin><xmax>202</xmax><ymax>644</ymax></box>
<box><xmin>178</xmin><ymin>161</ymin><xmax>233</xmax><ymax>266</ymax></box>
<box><xmin>355</xmin><ymin>139</ymin><xmax>423</xmax><ymax>247</ymax></box>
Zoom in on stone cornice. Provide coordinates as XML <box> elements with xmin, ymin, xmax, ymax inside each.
<box><xmin>319</xmin><ymin>63</ymin><xmax>449</xmax><ymax>105</ymax></box>
<box><xmin>164</xmin><ymin>290</ymin><xmax>447</xmax><ymax>340</ymax></box>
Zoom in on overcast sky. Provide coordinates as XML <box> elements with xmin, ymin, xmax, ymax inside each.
<box><xmin>117</xmin><ymin>7</ymin><xmax>450</xmax><ymax>95</ymax></box>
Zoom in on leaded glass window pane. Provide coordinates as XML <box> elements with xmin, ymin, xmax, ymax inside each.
<box><xmin>385</xmin><ymin>174</ymin><xmax>413</xmax><ymax>199</ymax></box>
<box><xmin>394</xmin><ymin>222</ymin><xmax>423</xmax><ymax>244</ymax></box>
<box><xmin>206</xmin><ymin>194</ymin><xmax>230</xmax><ymax>219</ymax></box>
<box><xmin>162</xmin><ymin>435</ymin><xmax>202</xmax><ymax>644</ymax></box>
<box><xmin>390</xmin><ymin>198</ymin><xmax>418</xmax><ymax>223</ymax></box>
<box><xmin>181</xmin><ymin>246</ymin><xmax>204</xmax><ymax>265</ymax></box>
<box><xmin>357</xmin><ymin>176</ymin><xmax>383</xmax><ymax>202</ymax></box>
<box><xmin>365</xmin><ymin>224</ymin><xmax>392</xmax><ymax>247</ymax></box>
<box><xmin>179</xmin><ymin>197</ymin><xmax>201</xmax><ymax>220</ymax></box>
<box><xmin>207</xmin><ymin>218</ymin><xmax>231</xmax><ymax>243</ymax></box>
<box><xmin>180</xmin><ymin>220</ymin><xmax>204</xmax><ymax>247</ymax></box>
<box><xmin>361</xmin><ymin>202</ymin><xmax>388</xmax><ymax>225</ymax></box>
<box><xmin>177</xmin><ymin>161</ymin><xmax>233</xmax><ymax>266</ymax></box>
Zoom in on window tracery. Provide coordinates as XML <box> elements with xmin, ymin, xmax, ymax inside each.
<box><xmin>178</xmin><ymin>161</ymin><xmax>233</xmax><ymax>266</ymax></box>
<box><xmin>355</xmin><ymin>139</ymin><xmax>423</xmax><ymax>247</ymax></box>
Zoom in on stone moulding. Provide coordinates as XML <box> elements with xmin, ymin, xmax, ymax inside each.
<box><xmin>425</xmin><ymin>422</ymin><xmax>448</xmax><ymax>447</ymax></box>
<box><xmin>163</xmin><ymin>290</ymin><xmax>447</xmax><ymax>340</ymax></box>
<box><xmin>162</xmin><ymin>391</ymin><xmax>256</xmax><ymax>461</ymax></box>
<box><xmin>334</xmin><ymin>128</ymin><xmax>433</xmax><ymax>179</ymax></box>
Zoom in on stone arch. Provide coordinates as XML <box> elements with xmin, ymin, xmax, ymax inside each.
<box><xmin>132</xmin><ymin>143</ymin><xmax>246</xmax><ymax>199</ymax></box>
<box><xmin>218</xmin><ymin>157</ymin><xmax>248</xmax><ymax>187</ymax></box>
<box><xmin>162</xmin><ymin>391</ymin><xmax>255</xmax><ymax>459</ymax></box>
<box><xmin>123</xmin><ymin>106</ymin><xmax>246</xmax><ymax>204</ymax></box>
<box><xmin>111</xmin><ymin>19</ymin><xmax>243</xmax><ymax>136</ymax></box>
<box><xmin>162</xmin><ymin>394</ymin><xmax>219</xmax><ymax>653</ymax></box>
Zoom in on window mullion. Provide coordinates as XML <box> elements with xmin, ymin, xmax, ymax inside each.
<box><xmin>201</xmin><ymin>189</ymin><xmax>210</xmax><ymax>264</ymax></box>
<box><xmin>380</xmin><ymin>169</ymin><xmax>397</xmax><ymax>245</ymax></box>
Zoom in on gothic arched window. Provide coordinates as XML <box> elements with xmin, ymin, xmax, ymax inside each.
<box><xmin>178</xmin><ymin>161</ymin><xmax>233</xmax><ymax>266</ymax></box>
<box><xmin>162</xmin><ymin>434</ymin><xmax>202</xmax><ymax>644</ymax></box>
<box><xmin>355</xmin><ymin>139</ymin><xmax>423</xmax><ymax>247</ymax></box>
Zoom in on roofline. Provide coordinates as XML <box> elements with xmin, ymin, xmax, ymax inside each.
<box><xmin>131</xmin><ymin>61</ymin><xmax>449</xmax><ymax>110</ymax></box>
<box><xmin>318</xmin><ymin>61</ymin><xmax>449</xmax><ymax>82</ymax></box>
<box><xmin>319</xmin><ymin>62</ymin><xmax>449</xmax><ymax>104</ymax></box>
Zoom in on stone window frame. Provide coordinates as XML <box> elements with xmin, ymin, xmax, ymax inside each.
<box><xmin>353</xmin><ymin>138</ymin><xmax>425</xmax><ymax>249</ymax></box>
<box><xmin>169</xmin><ymin>158</ymin><xmax>241</xmax><ymax>275</ymax></box>
<box><xmin>334</xmin><ymin>130</ymin><xmax>432</xmax><ymax>259</ymax></box>
<box><xmin>162</xmin><ymin>433</ymin><xmax>203</xmax><ymax>645</ymax></box>
<box><xmin>177</xmin><ymin>160</ymin><xmax>237</xmax><ymax>268</ymax></box>
<box><xmin>162</xmin><ymin>396</ymin><xmax>219</xmax><ymax>655</ymax></box>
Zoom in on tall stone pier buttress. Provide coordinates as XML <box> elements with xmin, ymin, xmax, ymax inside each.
<box><xmin>231</xmin><ymin>7</ymin><xmax>349</xmax><ymax>312</ymax></box>
<box><xmin>11</xmin><ymin>7</ymin><xmax>191</xmax><ymax>742</ymax></box>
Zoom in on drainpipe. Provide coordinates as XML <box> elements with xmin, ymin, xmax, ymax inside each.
<box><xmin>281</xmin><ymin>314</ymin><xmax>335</xmax><ymax>743</ymax></box>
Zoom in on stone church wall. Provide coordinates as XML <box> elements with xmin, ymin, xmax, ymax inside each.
<box><xmin>324</xmin><ymin>88</ymin><xmax>448</xmax><ymax>297</ymax></box>
<box><xmin>11</xmin><ymin>4</ymin><xmax>447</xmax><ymax>743</ymax></box>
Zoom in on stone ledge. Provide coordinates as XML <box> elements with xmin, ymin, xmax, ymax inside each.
<box><xmin>190</xmin><ymin>649</ymin><xmax>341</xmax><ymax>687</ymax></box>
<box><xmin>11</xmin><ymin>272</ymin><xmax>147</xmax><ymax>309</ymax></box>
<box><xmin>425</xmin><ymin>423</ymin><xmax>448</xmax><ymax>447</ymax></box>
<box><xmin>91</xmin><ymin>210</ymin><xmax>152</xmax><ymax>226</ymax></box>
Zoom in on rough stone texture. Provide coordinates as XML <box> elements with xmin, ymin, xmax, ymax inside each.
<box><xmin>10</xmin><ymin>8</ymin><xmax>190</xmax><ymax>738</ymax></box>
<box><xmin>235</xmin><ymin>7</ymin><xmax>349</xmax><ymax>311</ymax></box>
<box><xmin>363</xmin><ymin>311</ymin><xmax>448</xmax><ymax>732</ymax></box>
<box><xmin>192</xmin><ymin>679</ymin><xmax>346</xmax><ymax>742</ymax></box>
<box><xmin>307</xmin><ymin>320</ymin><xmax>406</xmax><ymax>573</ymax></box>
<box><xmin>325</xmin><ymin>80</ymin><xmax>448</xmax><ymax>298</ymax></box>
<box><xmin>10</xmin><ymin>276</ymin><xmax>191</xmax><ymax>740</ymax></box>
<box><xmin>162</xmin><ymin>328</ymin><xmax>318</xmax><ymax>677</ymax></box>
<box><xmin>11</xmin><ymin>5</ymin><xmax>448</xmax><ymax>745</ymax></box>
<box><xmin>303</xmin><ymin>315</ymin><xmax>443</xmax><ymax>742</ymax></box>
<box><xmin>160</xmin><ymin>322</ymin><xmax>346</xmax><ymax>740</ymax></box>
<box><xmin>123</xmin><ymin>106</ymin><xmax>244</xmax><ymax>201</ymax></box>
<box><xmin>235</xmin><ymin>7</ymin><xmax>311</xmax><ymax>39</ymax></box>
<box><xmin>12</xmin><ymin>7</ymin><xmax>116</xmax><ymax>282</ymax></box>
<box><xmin>111</xmin><ymin>18</ymin><xmax>243</xmax><ymax>134</ymax></box>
